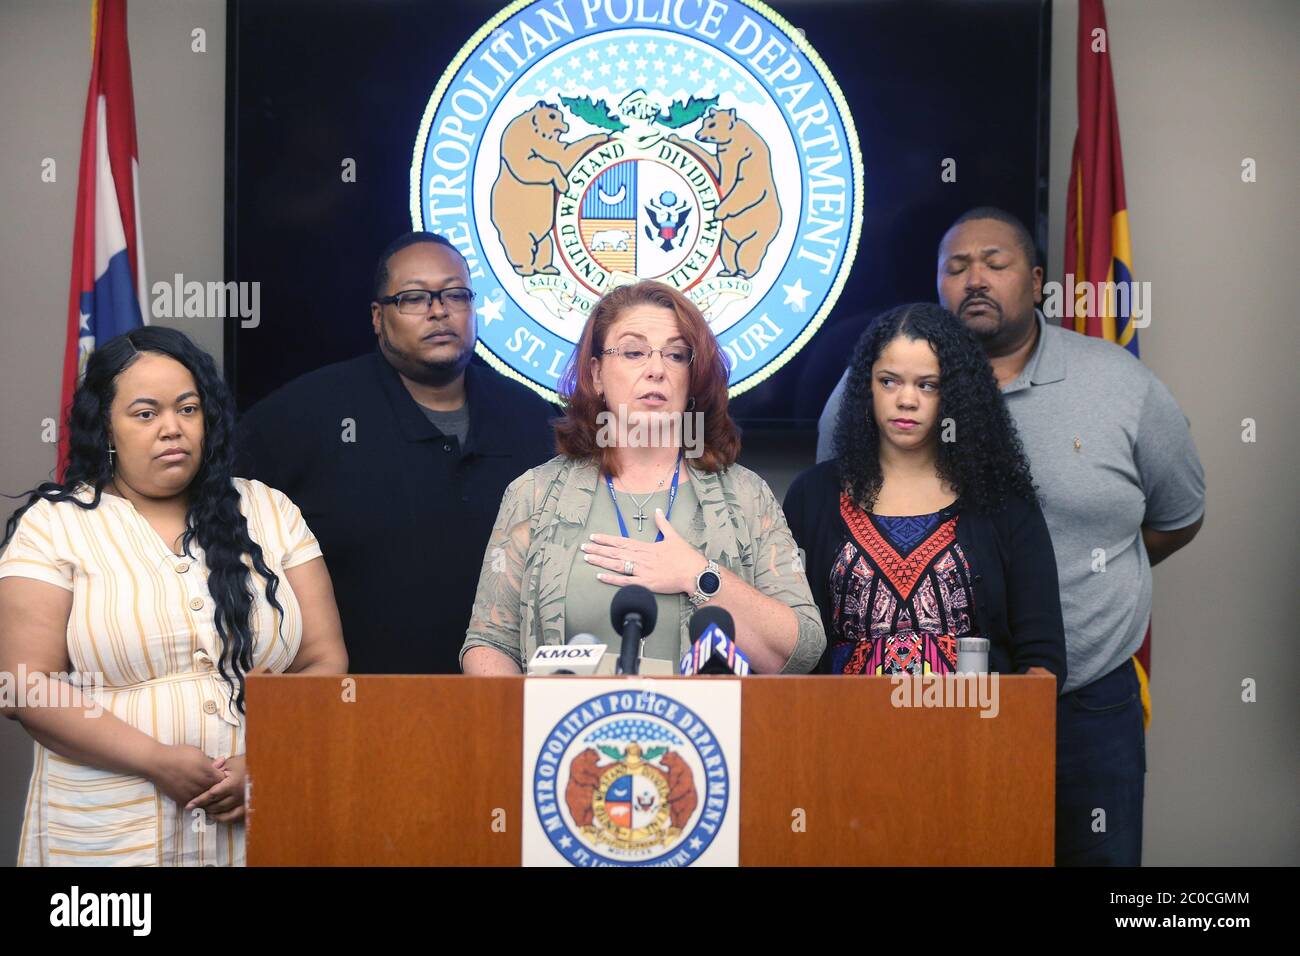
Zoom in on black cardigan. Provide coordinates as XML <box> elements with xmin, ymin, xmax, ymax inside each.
<box><xmin>783</xmin><ymin>460</ymin><xmax>1067</xmax><ymax>683</ymax></box>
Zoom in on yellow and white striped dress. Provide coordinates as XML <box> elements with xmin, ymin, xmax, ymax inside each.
<box><xmin>0</xmin><ymin>477</ymin><xmax>321</xmax><ymax>866</ymax></box>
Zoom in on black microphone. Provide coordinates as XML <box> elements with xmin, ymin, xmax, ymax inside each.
<box><xmin>610</xmin><ymin>585</ymin><xmax>657</xmax><ymax>676</ymax></box>
<box><xmin>688</xmin><ymin>606</ymin><xmax>735</xmax><ymax>646</ymax></box>
<box><xmin>684</xmin><ymin>606</ymin><xmax>749</xmax><ymax>675</ymax></box>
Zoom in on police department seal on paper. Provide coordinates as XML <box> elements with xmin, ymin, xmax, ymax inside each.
<box><xmin>532</xmin><ymin>690</ymin><xmax>730</xmax><ymax>866</ymax></box>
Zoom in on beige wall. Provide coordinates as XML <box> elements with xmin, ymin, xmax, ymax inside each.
<box><xmin>0</xmin><ymin>0</ymin><xmax>226</xmax><ymax>865</ymax></box>
<box><xmin>1046</xmin><ymin>0</ymin><xmax>1299</xmax><ymax>865</ymax></box>
<box><xmin>0</xmin><ymin>0</ymin><xmax>1296</xmax><ymax>866</ymax></box>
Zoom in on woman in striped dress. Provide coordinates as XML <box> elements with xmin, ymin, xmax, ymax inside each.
<box><xmin>0</xmin><ymin>327</ymin><xmax>347</xmax><ymax>866</ymax></box>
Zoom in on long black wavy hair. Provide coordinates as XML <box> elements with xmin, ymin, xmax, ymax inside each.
<box><xmin>832</xmin><ymin>302</ymin><xmax>1037</xmax><ymax>513</ymax></box>
<box><xmin>2</xmin><ymin>326</ymin><xmax>285</xmax><ymax>714</ymax></box>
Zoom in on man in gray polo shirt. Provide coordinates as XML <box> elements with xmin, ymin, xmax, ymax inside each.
<box><xmin>817</xmin><ymin>207</ymin><xmax>1205</xmax><ymax>865</ymax></box>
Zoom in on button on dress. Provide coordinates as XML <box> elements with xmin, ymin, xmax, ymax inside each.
<box><xmin>0</xmin><ymin>478</ymin><xmax>321</xmax><ymax>866</ymax></box>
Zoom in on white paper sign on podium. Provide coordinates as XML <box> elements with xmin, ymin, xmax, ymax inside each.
<box><xmin>522</xmin><ymin>678</ymin><xmax>741</xmax><ymax>867</ymax></box>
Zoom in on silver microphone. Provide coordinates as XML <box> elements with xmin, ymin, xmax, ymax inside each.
<box><xmin>557</xmin><ymin>632</ymin><xmax>601</xmax><ymax>672</ymax></box>
<box><xmin>527</xmin><ymin>633</ymin><xmax>608</xmax><ymax>675</ymax></box>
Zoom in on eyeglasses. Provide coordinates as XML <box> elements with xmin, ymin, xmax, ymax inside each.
<box><xmin>377</xmin><ymin>287</ymin><xmax>476</xmax><ymax>315</ymax></box>
<box><xmin>601</xmin><ymin>345</ymin><xmax>695</xmax><ymax>368</ymax></box>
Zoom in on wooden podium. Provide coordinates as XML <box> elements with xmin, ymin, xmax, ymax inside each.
<box><xmin>245</xmin><ymin>675</ymin><xmax>1054</xmax><ymax>866</ymax></box>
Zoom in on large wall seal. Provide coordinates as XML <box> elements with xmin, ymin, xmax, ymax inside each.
<box><xmin>412</xmin><ymin>0</ymin><xmax>864</xmax><ymax>403</ymax></box>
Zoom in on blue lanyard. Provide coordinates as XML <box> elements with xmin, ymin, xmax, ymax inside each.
<box><xmin>604</xmin><ymin>453</ymin><xmax>682</xmax><ymax>542</ymax></box>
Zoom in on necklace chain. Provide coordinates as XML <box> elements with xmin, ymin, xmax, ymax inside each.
<box><xmin>616</xmin><ymin>461</ymin><xmax>675</xmax><ymax>523</ymax></box>
<box><xmin>607</xmin><ymin>454</ymin><xmax>682</xmax><ymax>537</ymax></box>
<box><xmin>618</xmin><ymin>463</ymin><xmax>673</xmax><ymax>506</ymax></box>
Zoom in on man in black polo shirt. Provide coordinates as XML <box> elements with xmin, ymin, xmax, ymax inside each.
<box><xmin>236</xmin><ymin>232</ymin><xmax>556</xmax><ymax>673</ymax></box>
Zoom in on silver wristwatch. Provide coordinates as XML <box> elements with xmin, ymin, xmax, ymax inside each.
<box><xmin>689</xmin><ymin>559</ymin><xmax>722</xmax><ymax>607</ymax></box>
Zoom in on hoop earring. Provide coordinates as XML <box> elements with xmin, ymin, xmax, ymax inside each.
<box><xmin>686</xmin><ymin>397</ymin><xmax>696</xmax><ymax>411</ymax></box>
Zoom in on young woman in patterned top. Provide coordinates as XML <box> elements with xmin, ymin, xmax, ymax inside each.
<box><xmin>784</xmin><ymin>303</ymin><xmax>1066</xmax><ymax>680</ymax></box>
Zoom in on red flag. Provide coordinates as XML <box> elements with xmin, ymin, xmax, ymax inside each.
<box><xmin>1065</xmin><ymin>0</ymin><xmax>1139</xmax><ymax>352</ymax></box>
<box><xmin>1064</xmin><ymin>0</ymin><xmax>1151</xmax><ymax>726</ymax></box>
<box><xmin>60</xmin><ymin>0</ymin><xmax>148</xmax><ymax>479</ymax></box>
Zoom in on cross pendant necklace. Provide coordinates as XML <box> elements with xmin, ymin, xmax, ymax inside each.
<box><xmin>605</xmin><ymin>453</ymin><xmax>683</xmax><ymax>543</ymax></box>
<box><xmin>625</xmin><ymin>490</ymin><xmax>658</xmax><ymax>532</ymax></box>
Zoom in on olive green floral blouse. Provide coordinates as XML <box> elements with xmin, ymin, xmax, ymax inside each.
<box><xmin>460</xmin><ymin>455</ymin><xmax>826</xmax><ymax>673</ymax></box>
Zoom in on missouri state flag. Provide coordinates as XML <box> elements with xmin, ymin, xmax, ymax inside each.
<box><xmin>60</xmin><ymin>0</ymin><xmax>147</xmax><ymax>477</ymax></box>
<box><xmin>1064</xmin><ymin>0</ymin><xmax>1152</xmax><ymax>726</ymax></box>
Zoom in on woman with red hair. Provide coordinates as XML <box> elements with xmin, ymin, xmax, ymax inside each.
<box><xmin>461</xmin><ymin>280</ymin><xmax>824</xmax><ymax>674</ymax></box>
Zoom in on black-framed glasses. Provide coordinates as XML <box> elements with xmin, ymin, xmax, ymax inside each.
<box><xmin>377</xmin><ymin>287</ymin><xmax>476</xmax><ymax>315</ymax></box>
<box><xmin>601</xmin><ymin>345</ymin><xmax>695</xmax><ymax>368</ymax></box>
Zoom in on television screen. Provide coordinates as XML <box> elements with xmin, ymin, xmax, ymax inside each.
<box><xmin>226</xmin><ymin>0</ymin><xmax>1050</xmax><ymax>426</ymax></box>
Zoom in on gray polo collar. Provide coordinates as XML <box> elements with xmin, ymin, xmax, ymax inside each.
<box><xmin>1003</xmin><ymin>309</ymin><xmax>1066</xmax><ymax>394</ymax></box>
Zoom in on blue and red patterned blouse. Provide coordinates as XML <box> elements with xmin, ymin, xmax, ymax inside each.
<box><xmin>829</xmin><ymin>492</ymin><xmax>980</xmax><ymax>675</ymax></box>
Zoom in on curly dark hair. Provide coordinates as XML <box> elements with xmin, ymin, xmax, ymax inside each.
<box><xmin>2</xmin><ymin>327</ymin><xmax>286</xmax><ymax>714</ymax></box>
<box><xmin>832</xmin><ymin>302</ymin><xmax>1037</xmax><ymax>512</ymax></box>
